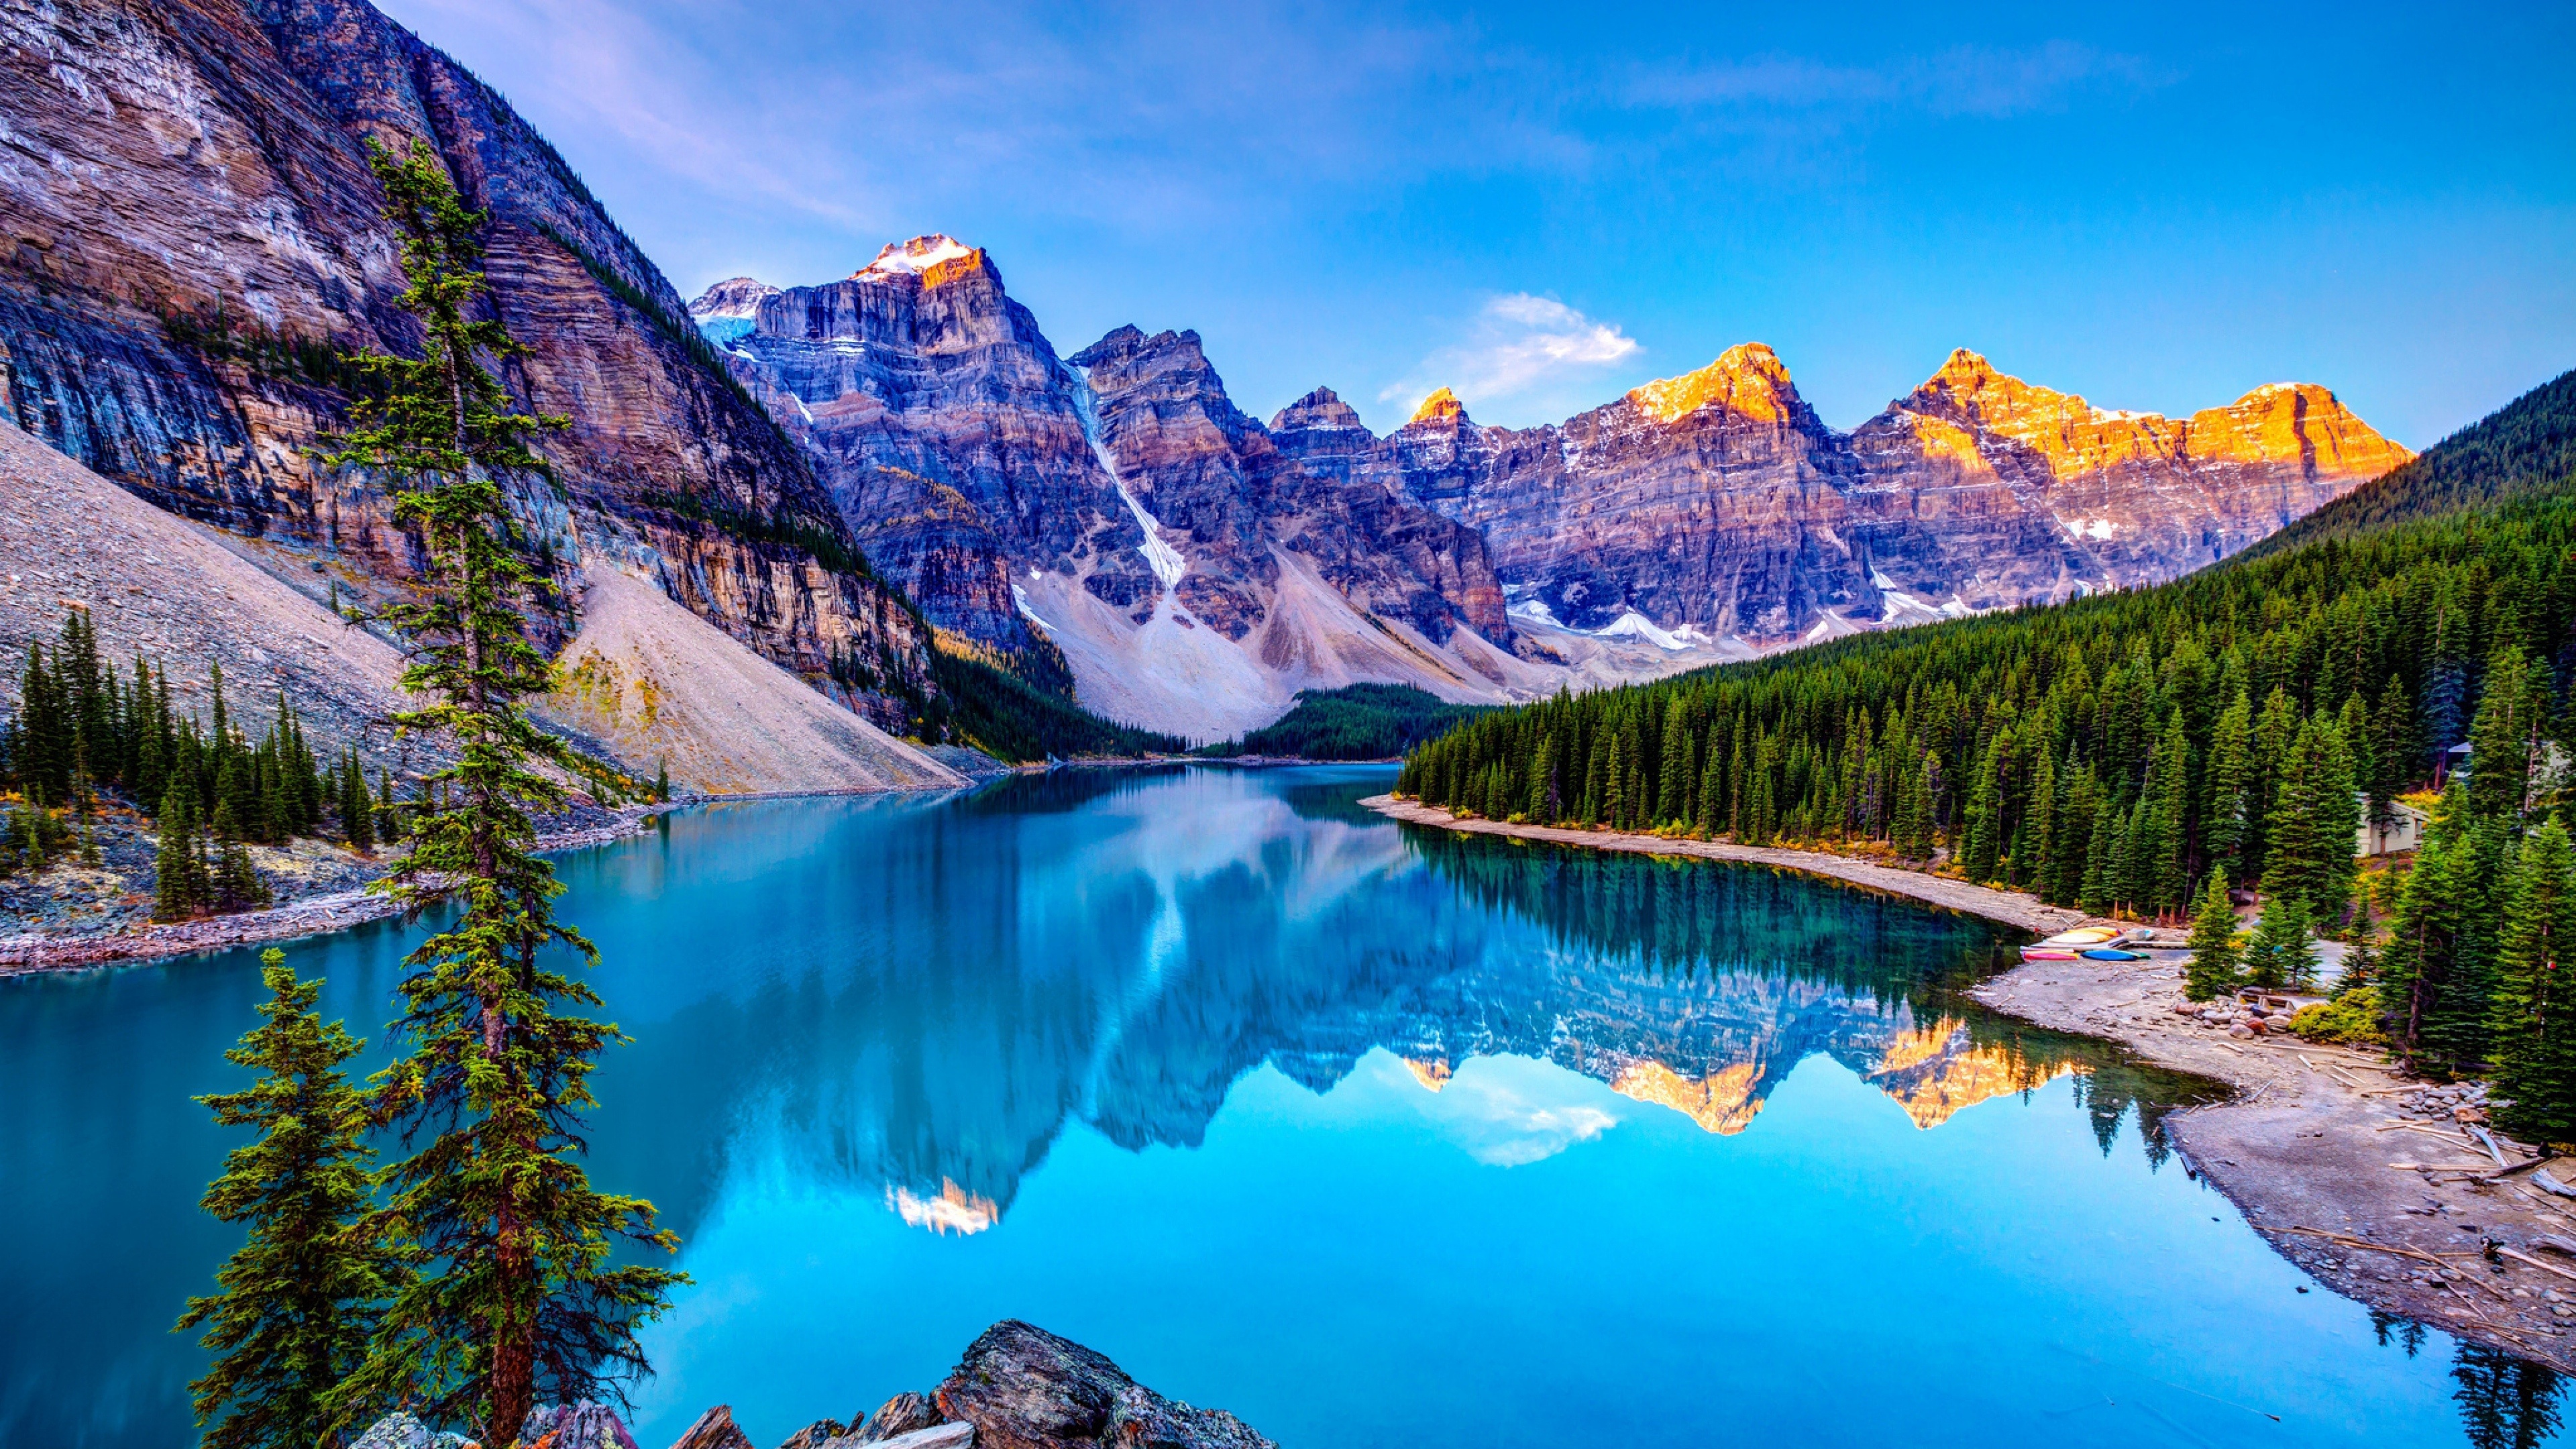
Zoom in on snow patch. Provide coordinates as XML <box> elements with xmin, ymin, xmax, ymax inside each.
<box><xmin>1595</xmin><ymin>610</ymin><xmax>1709</xmax><ymax>651</ymax></box>
<box><xmin>855</xmin><ymin>234</ymin><xmax>975</xmax><ymax>280</ymax></box>
<box><xmin>1010</xmin><ymin>584</ymin><xmax>1056</xmax><ymax>633</ymax></box>
<box><xmin>1063</xmin><ymin>363</ymin><xmax>1186</xmax><ymax>592</ymax></box>
<box><xmin>2063</xmin><ymin>517</ymin><xmax>2116</xmax><ymax>541</ymax></box>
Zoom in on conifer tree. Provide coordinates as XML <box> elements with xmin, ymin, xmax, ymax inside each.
<box><xmin>2204</xmin><ymin>690</ymin><xmax>2254</xmax><ymax>881</ymax></box>
<box><xmin>322</xmin><ymin>139</ymin><xmax>680</xmax><ymax>1443</ymax></box>
<box><xmin>156</xmin><ymin>786</ymin><xmax>206</xmax><ymax>921</ymax></box>
<box><xmin>177</xmin><ymin>949</ymin><xmax>390</xmax><ymax>1449</ymax></box>
<box><xmin>2080</xmin><ymin>804</ymin><xmax>2114</xmax><ymax>916</ymax></box>
<box><xmin>2186</xmin><ymin>865</ymin><xmax>2241</xmax><ymax>1000</ymax></box>
<box><xmin>2147</xmin><ymin>711</ymin><xmax>2192</xmax><ymax>915</ymax></box>
<box><xmin>2384</xmin><ymin>782</ymin><xmax>2504</xmax><ymax>1073</ymax></box>
<box><xmin>2493</xmin><ymin>820</ymin><xmax>2576</xmax><ymax>1146</ymax></box>
<box><xmin>2245</xmin><ymin>890</ymin><xmax>2316</xmax><ymax>990</ymax></box>
<box><xmin>345</xmin><ymin>752</ymin><xmax>377</xmax><ymax>853</ymax></box>
<box><xmin>2468</xmin><ymin>646</ymin><xmax>2546</xmax><ymax>825</ymax></box>
<box><xmin>1961</xmin><ymin>727</ymin><xmax>2008</xmax><ymax>883</ymax></box>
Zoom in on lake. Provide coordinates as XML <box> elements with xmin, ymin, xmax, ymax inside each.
<box><xmin>0</xmin><ymin>765</ymin><xmax>2559</xmax><ymax>1448</ymax></box>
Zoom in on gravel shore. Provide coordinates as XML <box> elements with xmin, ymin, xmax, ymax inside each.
<box><xmin>0</xmin><ymin>804</ymin><xmax>676</xmax><ymax>976</ymax></box>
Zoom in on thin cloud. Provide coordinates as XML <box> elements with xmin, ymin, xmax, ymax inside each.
<box><xmin>1385</xmin><ymin>294</ymin><xmax>1641</xmax><ymax>418</ymax></box>
<box><xmin>1627</xmin><ymin>41</ymin><xmax>2158</xmax><ymax>119</ymax></box>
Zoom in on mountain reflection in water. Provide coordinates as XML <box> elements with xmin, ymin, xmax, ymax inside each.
<box><xmin>629</xmin><ymin>773</ymin><xmax>2206</xmax><ymax>1242</ymax></box>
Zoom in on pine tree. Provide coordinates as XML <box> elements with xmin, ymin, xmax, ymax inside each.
<box><xmin>2245</xmin><ymin>891</ymin><xmax>2316</xmax><ymax>990</ymax></box>
<box><xmin>345</xmin><ymin>753</ymin><xmax>377</xmax><ymax>853</ymax></box>
<box><xmin>2493</xmin><ymin>820</ymin><xmax>2576</xmax><ymax>1146</ymax></box>
<box><xmin>323</xmin><ymin>140</ymin><xmax>680</xmax><ymax>1444</ymax></box>
<box><xmin>2204</xmin><ymin>690</ymin><xmax>2254</xmax><ymax>881</ymax></box>
<box><xmin>2080</xmin><ymin>802</ymin><xmax>2114</xmax><ymax>916</ymax></box>
<box><xmin>2186</xmin><ymin>865</ymin><xmax>2241</xmax><ymax>1000</ymax></box>
<box><xmin>2468</xmin><ymin>646</ymin><xmax>2544</xmax><ymax>825</ymax></box>
<box><xmin>155</xmin><ymin>786</ymin><xmax>208</xmax><ymax>922</ymax></box>
<box><xmin>177</xmin><ymin>949</ymin><xmax>392</xmax><ymax>1449</ymax></box>
<box><xmin>1960</xmin><ymin>727</ymin><xmax>2009</xmax><ymax>883</ymax></box>
<box><xmin>2383</xmin><ymin>782</ymin><xmax>2504</xmax><ymax>1074</ymax></box>
<box><xmin>2147</xmin><ymin>711</ymin><xmax>2192</xmax><ymax>916</ymax></box>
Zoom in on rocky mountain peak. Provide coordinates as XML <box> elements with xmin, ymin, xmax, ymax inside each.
<box><xmin>1407</xmin><ymin>388</ymin><xmax>1468</xmax><ymax>427</ymax></box>
<box><xmin>2189</xmin><ymin>382</ymin><xmax>2416</xmax><ymax>474</ymax></box>
<box><xmin>1626</xmin><ymin>342</ymin><xmax>1801</xmax><ymax>425</ymax></box>
<box><xmin>853</xmin><ymin>233</ymin><xmax>987</xmax><ymax>287</ymax></box>
<box><xmin>1269</xmin><ymin>386</ymin><xmax>1371</xmax><ymax>436</ymax></box>
<box><xmin>1902</xmin><ymin>347</ymin><xmax>2053</xmax><ymax>418</ymax></box>
<box><xmin>686</xmin><ymin>276</ymin><xmax>778</xmax><ymax>321</ymax></box>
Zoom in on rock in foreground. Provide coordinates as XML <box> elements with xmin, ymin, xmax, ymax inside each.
<box><xmin>927</xmin><ymin>1320</ymin><xmax>1275</xmax><ymax>1449</ymax></box>
<box><xmin>356</xmin><ymin>1320</ymin><xmax>1274</xmax><ymax>1449</ymax></box>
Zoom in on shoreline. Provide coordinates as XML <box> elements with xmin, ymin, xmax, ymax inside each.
<box><xmin>0</xmin><ymin>803</ymin><xmax>682</xmax><ymax>977</ymax></box>
<box><xmin>1364</xmin><ymin>794</ymin><xmax>2576</xmax><ymax>1371</ymax></box>
<box><xmin>1360</xmin><ymin>794</ymin><xmax>2102</xmax><ymax>934</ymax></box>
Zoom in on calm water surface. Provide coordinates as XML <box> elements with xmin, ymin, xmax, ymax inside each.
<box><xmin>1</xmin><ymin>765</ymin><xmax>2561</xmax><ymax>1448</ymax></box>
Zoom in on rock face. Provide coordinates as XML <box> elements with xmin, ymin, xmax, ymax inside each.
<box><xmin>1309</xmin><ymin>345</ymin><xmax>2412</xmax><ymax>645</ymax></box>
<box><xmin>667</xmin><ymin>1405</ymin><xmax>757</xmax><ymax>1449</ymax></box>
<box><xmin>702</xmin><ymin>237</ymin><xmax>1141</xmax><ymax>658</ymax></box>
<box><xmin>932</xmin><ymin>1321</ymin><xmax>1275</xmax><ymax>1449</ymax></box>
<box><xmin>0</xmin><ymin>0</ymin><xmax>933</xmax><ymax>729</ymax></box>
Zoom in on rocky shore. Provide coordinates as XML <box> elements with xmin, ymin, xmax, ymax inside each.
<box><xmin>352</xmin><ymin>1320</ymin><xmax>1272</xmax><ymax>1449</ymax></box>
<box><xmin>0</xmin><ymin>802</ymin><xmax>679</xmax><ymax>976</ymax></box>
<box><xmin>1362</xmin><ymin>794</ymin><xmax>2576</xmax><ymax>1372</ymax></box>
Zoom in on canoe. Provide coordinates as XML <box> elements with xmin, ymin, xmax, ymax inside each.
<box><xmin>2019</xmin><ymin>948</ymin><xmax>2082</xmax><ymax>961</ymax></box>
<box><xmin>2080</xmin><ymin>948</ymin><xmax>2147</xmax><ymax>961</ymax></box>
<box><xmin>2039</xmin><ymin>927</ymin><xmax>2123</xmax><ymax>947</ymax></box>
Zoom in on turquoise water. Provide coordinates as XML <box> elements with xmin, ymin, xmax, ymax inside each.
<box><xmin>0</xmin><ymin>765</ymin><xmax>2559</xmax><ymax>1448</ymax></box>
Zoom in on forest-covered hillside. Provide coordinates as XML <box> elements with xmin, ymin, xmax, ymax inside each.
<box><xmin>2253</xmin><ymin>367</ymin><xmax>2576</xmax><ymax>552</ymax></box>
<box><xmin>1219</xmin><ymin>684</ymin><xmax>1487</xmax><ymax>760</ymax></box>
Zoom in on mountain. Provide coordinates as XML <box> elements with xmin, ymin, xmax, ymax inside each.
<box><xmin>1395</xmin><ymin>364</ymin><xmax>2576</xmax><ymax>932</ymax></box>
<box><xmin>1303</xmin><ymin>345</ymin><xmax>2412</xmax><ymax>646</ymax></box>
<box><xmin>2249</xmin><ymin>365</ymin><xmax>2576</xmax><ymax>551</ymax></box>
<box><xmin>0</xmin><ymin>0</ymin><xmax>936</xmax><ymax>743</ymax></box>
<box><xmin>704</xmin><ymin>245</ymin><xmax>2406</xmax><ymax>737</ymax></box>
<box><xmin>700</xmin><ymin>252</ymin><xmax>1699</xmax><ymax>741</ymax></box>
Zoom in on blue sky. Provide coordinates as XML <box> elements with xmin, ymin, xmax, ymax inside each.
<box><xmin>381</xmin><ymin>0</ymin><xmax>2573</xmax><ymax>444</ymax></box>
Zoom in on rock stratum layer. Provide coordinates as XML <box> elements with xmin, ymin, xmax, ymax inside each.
<box><xmin>0</xmin><ymin>0</ymin><xmax>936</xmax><ymax>749</ymax></box>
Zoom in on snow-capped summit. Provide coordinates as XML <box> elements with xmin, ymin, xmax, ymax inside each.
<box><xmin>854</xmin><ymin>234</ymin><xmax>979</xmax><ymax>282</ymax></box>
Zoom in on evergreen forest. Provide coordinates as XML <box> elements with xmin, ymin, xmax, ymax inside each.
<box><xmin>0</xmin><ymin>608</ymin><xmax>392</xmax><ymax>916</ymax></box>
<box><xmin>1218</xmin><ymin>683</ymin><xmax>1488</xmax><ymax>760</ymax></box>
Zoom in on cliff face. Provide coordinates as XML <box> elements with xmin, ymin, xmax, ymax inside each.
<box><xmin>0</xmin><ymin>0</ymin><xmax>932</xmax><ymax>725</ymax></box>
<box><xmin>1319</xmin><ymin>345</ymin><xmax>2411</xmax><ymax>646</ymax></box>
<box><xmin>706</xmin><ymin>239</ymin><xmax>1146</xmax><ymax>655</ymax></box>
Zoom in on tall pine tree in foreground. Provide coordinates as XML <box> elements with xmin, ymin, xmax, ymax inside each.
<box><xmin>322</xmin><ymin>139</ymin><xmax>680</xmax><ymax>1444</ymax></box>
<box><xmin>2494</xmin><ymin>820</ymin><xmax>2576</xmax><ymax>1146</ymax></box>
<box><xmin>177</xmin><ymin>949</ymin><xmax>388</xmax><ymax>1449</ymax></box>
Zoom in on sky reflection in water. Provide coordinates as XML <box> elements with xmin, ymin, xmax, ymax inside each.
<box><xmin>0</xmin><ymin>765</ymin><xmax>2560</xmax><ymax>1448</ymax></box>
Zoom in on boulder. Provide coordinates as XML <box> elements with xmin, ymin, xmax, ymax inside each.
<box><xmin>669</xmin><ymin>1406</ymin><xmax>757</xmax><ymax>1449</ymax></box>
<box><xmin>352</xmin><ymin>1413</ymin><xmax>474</xmax><ymax>1449</ymax></box>
<box><xmin>529</xmin><ymin>1402</ymin><xmax>641</xmax><ymax>1449</ymax></box>
<box><xmin>779</xmin><ymin>1421</ymin><xmax>848</xmax><ymax>1449</ymax></box>
<box><xmin>846</xmin><ymin>1393</ymin><xmax>943</xmax><ymax>1444</ymax></box>
<box><xmin>932</xmin><ymin>1320</ymin><xmax>1275</xmax><ymax>1449</ymax></box>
